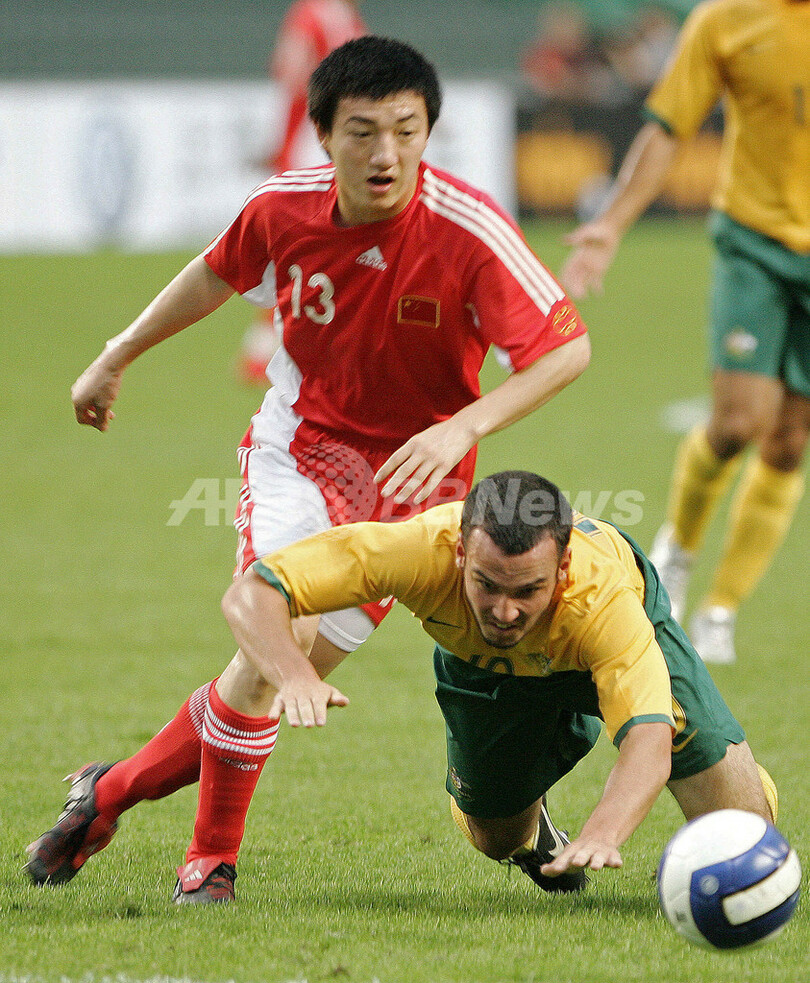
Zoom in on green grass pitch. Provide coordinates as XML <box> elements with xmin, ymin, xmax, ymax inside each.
<box><xmin>0</xmin><ymin>219</ymin><xmax>806</xmax><ymax>983</ymax></box>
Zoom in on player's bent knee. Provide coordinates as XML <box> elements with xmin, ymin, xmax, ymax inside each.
<box><xmin>462</xmin><ymin>806</ymin><xmax>539</xmax><ymax>861</ymax></box>
<box><xmin>668</xmin><ymin>741</ymin><xmax>772</xmax><ymax>822</ymax></box>
<box><xmin>709</xmin><ymin>400</ymin><xmax>775</xmax><ymax>457</ymax></box>
<box><xmin>449</xmin><ymin>800</ymin><xmax>505</xmax><ymax>857</ymax></box>
<box><xmin>708</xmin><ymin>418</ymin><xmax>756</xmax><ymax>459</ymax></box>
<box><xmin>469</xmin><ymin>829</ymin><xmax>518</xmax><ymax>861</ymax></box>
<box><xmin>760</xmin><ymin>438</ymin><xmax>807</xmax><ymax>473</ymax></box>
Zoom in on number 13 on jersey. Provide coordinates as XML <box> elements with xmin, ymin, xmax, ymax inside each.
<box><xmin>288</xmin><ymin>264</ymin><xmax>336</xmax><ymax>325</ymax></box>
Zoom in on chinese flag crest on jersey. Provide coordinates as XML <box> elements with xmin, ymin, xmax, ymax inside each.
<box><xmin>398</xmin><ymin>296</ymin><xmax>440</xmax><ymax>329</ymax></box>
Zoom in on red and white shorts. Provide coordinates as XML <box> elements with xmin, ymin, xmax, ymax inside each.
<box><xmin>234</xmin><ymin>388</ymin><xmax>476</xmax><ymax>652</ymax></box>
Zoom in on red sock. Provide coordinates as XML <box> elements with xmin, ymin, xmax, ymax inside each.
<box><xmin>185</xmin><ymin>682</ymin><xmax>279</xmax><ymax>866</ymax></box>
<box><xmin>94</xmin><ymin>681</ymin><xmax>212</xmax><ymax>821</ymax></box>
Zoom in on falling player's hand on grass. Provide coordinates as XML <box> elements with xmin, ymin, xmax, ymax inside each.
<box><xmin>375</xmin><ymin>417</ymin><xmax>477</xmax><ymax>505</ymax></box>
<box><xmin>539</xmin><ymin>835</ymin><xmax>623</xmax><ymax>878</ymax></box>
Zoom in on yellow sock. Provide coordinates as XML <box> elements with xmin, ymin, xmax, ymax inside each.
<box><xmin>667</xmin><ymin>426</ymin><xmax>742</xmax><ymax>553</ymax></box>
<box><xmin>706</xmin><ymin>457</ymin><xmax>805</xmax><ymax>610</ymax></box>
<box><xmin>757</xmin><ymin>763</ymin><xmax>779</xmax><ymax>824</ymax></box>
<box><xmin>449</xmin><ymin>796</ymin><xmax>478</xmax><ymax>849</ymax></box>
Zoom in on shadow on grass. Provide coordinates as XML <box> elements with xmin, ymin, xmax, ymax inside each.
<box><xmin>9</xmin><ymin>878</ymin><xmax>658</xmax><ymax>927</ymax></box>
<box><xmin>267</xmin><ymin>881</ymin><xmax>658</xmax><ymax>922</ymax></box>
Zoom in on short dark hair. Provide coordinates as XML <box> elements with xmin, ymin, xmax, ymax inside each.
<box><xmin>461</xmin><ymin>471</ymin><xmax>573</xmax><ymax>559</ymax></box>
<box><xmin>308</xmin><ymin>36</ymin><xmax>442</xmax><ymax>133</ymax></box>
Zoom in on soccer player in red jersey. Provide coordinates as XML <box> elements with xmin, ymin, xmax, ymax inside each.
<box><xmin>28</xmin><ymin>37</ymin><xmax>590</xmax><ymax>903</ymax></box>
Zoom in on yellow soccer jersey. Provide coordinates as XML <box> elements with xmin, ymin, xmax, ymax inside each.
<box><xmin>254</xmin><ymin>502</ymin><xmax>676</xmax><ymax>742</ymax></box>
<box><xmin>645</xmin><ymin>0</ymin><xmax>810</xmax><ymax>252</ymax></box>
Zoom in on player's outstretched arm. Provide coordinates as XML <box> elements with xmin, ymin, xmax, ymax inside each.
<box><xmin>221</xmin><ymin>570</ymin><xmax>349</xmax><ymax>728</ymax></box>
<box><xmin>541</xmin><ymin>721</ymin><xmax>672</xmax><ymax>876</ymax></box>
<box><xmin>71</xmin><ymin>255</ymin><xmax>234</xmax><ymax>430</ymax></box>
<box><xmin>560</xmin><ymin>122</ymin><xmax>680</xmax><ymax>299</ymax></box>
<box><xmin>376</xmin><ymin>332</ymin><xmax>591</xmax><ymax>504</ymax></box>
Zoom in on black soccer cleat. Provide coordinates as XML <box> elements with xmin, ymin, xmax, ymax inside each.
<box><xmin>26</xmin><ymin>762</ymin><xmax>118</xmax><ymax>886</ymax></box>
<box><xmin>173</xmin><ymin>857</ymin><xmax>237</xmax><ymax>905</ymax></box>
<box><xmin>506</xmin><ymin>797</ymin><xmax>588</xmax><ymax>894</ymax></box>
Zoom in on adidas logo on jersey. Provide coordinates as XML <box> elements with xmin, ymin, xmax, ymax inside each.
<box><xmin>355</xmin><ymin>246</ymin><xmax>387</xmax><ymax>271</ymax></box>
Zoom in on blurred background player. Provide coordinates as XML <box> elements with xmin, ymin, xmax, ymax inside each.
<box><xmin>600</xmin><ymin>4</ymin><xmax>678</xmax><ymax>100</ymax></box>
<box><xmin>238</xmin><ymin>0</ymin><xmax>368</xmax><ymax>383</ymax></box>
<box><xmin>561</xmin><ymin>0</ymin><xmax>810</xmax><ymax>664</ymax></box>
<box><xmin>27</xmin><ymin>37</ymin><xmax>590</xmax><ymax>904</ymax></box>
<box><xmin>519</xmin><ymin>2</ymin><xmax>616</xmax><ymax>105</ymax></box>
<box><xmin>268</xmin><ymin>0</ymin><xmax>367</xmax><ymax>175</ymax></box>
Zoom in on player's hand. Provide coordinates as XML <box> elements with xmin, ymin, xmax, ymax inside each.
<box><xmin>540</xmin><ymin>836</ymin><xmax>623</xmax><ymax>877</ymax></box>
<box><xmin>71</xmin><ymin>356</ymin><xmax>124</xmax><ymax>431</ymax></box>
<box><xmin>375</xmin><ymin>418</ymin><xmax>477</xmax><ymax>505</ymax></box>
<box><xmin>269</xmin><ymin>678</ymin><xmax>349</xmax><ymax>728</ymax></box>
<box><xmin>559</xmin><ymin>220</ymin><xmax>621</xmax><ymax>299</ymax></box>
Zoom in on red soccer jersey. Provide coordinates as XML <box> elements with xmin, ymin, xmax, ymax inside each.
<box><xmin>205</xmin><ymin>161</ymin><xmax>586</xmax><ymax>446</ymax></box>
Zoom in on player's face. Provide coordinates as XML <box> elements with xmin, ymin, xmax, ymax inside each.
<box><xmin>458</xmin><ymin>529</ymin><xmax>569</xmax><ymax>649</ymax></box>
<box><xmin>318</xmin><ymin>91</ymin><xmax>430</xmax><ymax>226</ymax></box>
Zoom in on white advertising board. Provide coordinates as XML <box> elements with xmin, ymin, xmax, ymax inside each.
<box><xmin>0</xmin><ymin>80</ymin><xmax>515</xmax><ymax>253</ymax></box>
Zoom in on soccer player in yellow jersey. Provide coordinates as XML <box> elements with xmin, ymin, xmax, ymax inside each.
<box><xmin>222</xmin><ymin>471</ymin><xmax>777</xmax><ymax>889</ymax></box>
<box><xmin>561</xmin><ymin>0</ymin><xmax>810</xmax><ymax>664</ymax></box>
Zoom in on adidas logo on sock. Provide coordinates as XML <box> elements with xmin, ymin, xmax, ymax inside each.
<box><xmin>356</xmin><ymin>246</ymin><xmax>387</xmax><ymax>271</ymax></box>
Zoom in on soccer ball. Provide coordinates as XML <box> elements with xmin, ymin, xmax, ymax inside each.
<box><xmin>657</xmin><ymin>809</ymin><xmax>801</xmax><ymax>949</ymax></box>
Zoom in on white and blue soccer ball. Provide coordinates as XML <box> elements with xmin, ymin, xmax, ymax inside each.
<box><xmin>657</xmin><ymin>809</ymin><xmax>801</xmax><ymax>950</ymax></box>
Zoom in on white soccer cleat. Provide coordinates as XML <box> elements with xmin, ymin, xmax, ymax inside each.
<box><xmin>649</xmin><ymin>524</ymin><xmax>693</xmax><ymax>623</ymax></box>
<box><xmin>689</xmin><ymin>606</ymin><xmax>737</xmax><ymax>664</ymax></box>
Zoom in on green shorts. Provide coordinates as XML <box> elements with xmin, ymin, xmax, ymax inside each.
<box><xmin>709</xmin><ymin>211</ymin><xmax>810</xmax><ymax>398</ymax></box>
<box><xmin>435</xmin><ymin>528</ymin><xmax>745</xmax><ymax>819</ymax></box>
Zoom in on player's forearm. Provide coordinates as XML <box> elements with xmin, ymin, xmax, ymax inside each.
<box><xmin>221</xmin><ymin>573</ymin><xmax>320</xmax><ymax>693</ymax></box>
<box><xmin>100</xmin><ymin>255</ymin><xmax>234</xmax><ymax>371</ymax></box>
<box><xmin>579</xmin><ymin>722</ymin><xmax>672</xmax><ymax>848</ymax></box>
<box><xmin>456</xmin><ymin>333</ymin><xmax>591</xmax><ymax>443</ymax></box>
<box><xmin>597</xmin><ymin>122</ymin><xmax>680</xmax><ymax>236</ymax></box>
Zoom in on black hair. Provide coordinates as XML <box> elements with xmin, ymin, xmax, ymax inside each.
<box><xmin>308</xmin><ymin>36</ymin><xmax>442</xmax><ymax>133</ymax></box>
<box><xmin>461</xmin><ymin>471</ymin><xmax>573</xmax><ymax>559</ymax></box>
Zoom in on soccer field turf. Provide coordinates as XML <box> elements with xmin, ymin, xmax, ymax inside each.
<box><xmin>1</xmin><ymin>220</ymin><xmax>806</xmax><ymax>983</ymax></box>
